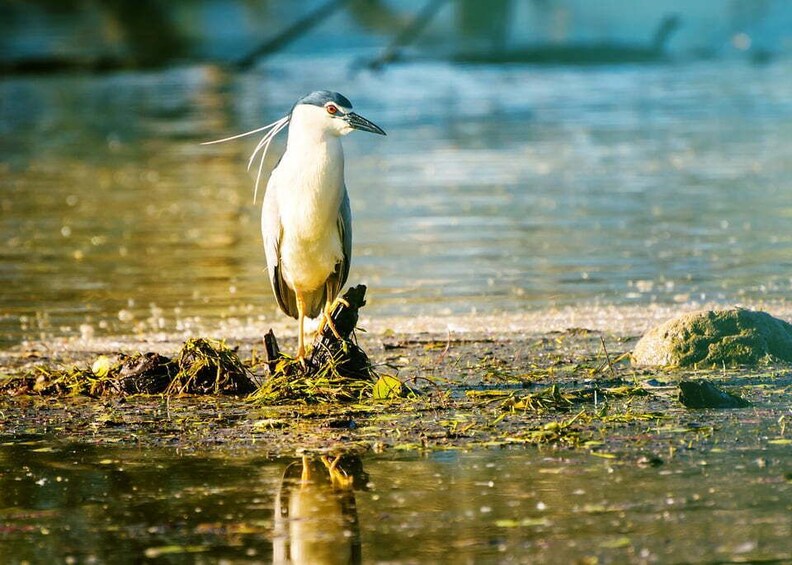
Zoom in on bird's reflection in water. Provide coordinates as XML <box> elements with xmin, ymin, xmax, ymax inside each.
<box><xmin>274</xmin><ymin>454</ymin><xmax>368</xmax><ymax>565</ymax></box>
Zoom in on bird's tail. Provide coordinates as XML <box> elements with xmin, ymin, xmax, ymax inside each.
<box><xmin>270</xmin><ymin>265</ymin><xmax>326</xmax><ymax>319</ymax></box>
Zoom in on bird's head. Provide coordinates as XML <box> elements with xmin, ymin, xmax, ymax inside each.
<box><xmin>290</xmin><ymin>90</ymin><xmax>386</xmax><ymax>138</ymax></box>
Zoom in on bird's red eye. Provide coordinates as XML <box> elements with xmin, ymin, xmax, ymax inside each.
<box><xmin>326</xmin><ymin>104</ymin><xmax>338</xmax><ymax>115</ymax></box>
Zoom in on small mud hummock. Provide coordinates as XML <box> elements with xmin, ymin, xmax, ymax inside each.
<box><xmin>633</xmin><ymin>308</ymin><xmax>792</xmax><ymax>367</ymax></box>
<box><xmin>168</xmin><ymin>338</ymin><xmax>257</xmax><ymax>395</ymax></box>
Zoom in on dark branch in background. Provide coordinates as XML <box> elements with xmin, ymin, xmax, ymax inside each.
<box><xmin>364</xmin><ymin>0</ymin><xmax>450</xmax><ymax>70</ymax></box>
<box><xmin>236</xmin><ymin>0</ymin><xmax>352</xmax><ymax>70</ymax></box>
<box><xmin>104</xmin><ymin>0</ymin><xmax>186</xmax><ymax>68</ymax></box>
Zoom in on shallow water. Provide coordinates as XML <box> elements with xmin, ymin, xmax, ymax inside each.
<box><xmin>3</xmin><ymin>20</ymin><xmax>792</xmax><ymax>564</ymax></box>
<box><xmin>1</xmin><ymin>437</ymin><xmax>790</xmax><ymax>563</ymax></box>
<box><xmin>1</xmin><ymin>58</ymin><xmax>791</xmax><ymax>345</ymax></box>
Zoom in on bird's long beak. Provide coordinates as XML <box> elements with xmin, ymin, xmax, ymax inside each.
<box><xmin>344</xmin><ymin>112</ymin><xmax>386</xmax><ymax>135</ymax></box>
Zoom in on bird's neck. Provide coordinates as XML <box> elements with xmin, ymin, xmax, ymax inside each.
<box><xmin>283</xmin><ymin>129</ymin><xmax>345</xmax><ymax>186</ymax></box>
<box><xmin>286</xmin><ymin>127</ymin><xmax>343</xmax><ymax>156</ymax></box>
<box><xmin>277</xmin><ymin>130</ymin><xmax>345</xmax><ymax>237</ymax></box>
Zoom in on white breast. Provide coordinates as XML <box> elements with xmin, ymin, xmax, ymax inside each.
<box><xmin>270</xmin><ymin>134</ymin><xmax>346</xmax><ymax>293</ymax></box>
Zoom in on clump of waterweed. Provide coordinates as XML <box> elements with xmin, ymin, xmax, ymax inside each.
<box><xmin>167</xmin><ymin>338</ymin><xmax>256</xmax><ymax>395</ymax></box>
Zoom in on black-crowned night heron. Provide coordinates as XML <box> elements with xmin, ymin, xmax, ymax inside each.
<box><xmin>204</xmin><ymin>91</ymin><xmax>385</xmax><ymax>362</ymax></box>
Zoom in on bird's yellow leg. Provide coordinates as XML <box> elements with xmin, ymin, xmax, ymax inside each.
<box><xmin>317</xmin><ymin>293</ymin><xmax>351</xmax><ymax>340</ymax></box>
<box><xmin>320</xmin><ymin>301</ymin><xmax>343</xmax><ymax>340</ymax></box>
<box><xmin>300</xmin><ymin>455</ymin><xmax>311</xmax><ymax>486</ymax></box>
<box><xmin>295</xmin><ymin>292</ymin><xmax>307</xmax><ymax>362</ymax></box>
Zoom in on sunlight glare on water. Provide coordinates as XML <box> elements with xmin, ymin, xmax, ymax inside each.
<box><xmin>1</xmin><ymin>59</ymin><xmax>791</xmax><ymax>344</ymax></box>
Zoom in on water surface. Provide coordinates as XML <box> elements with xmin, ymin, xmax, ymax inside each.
<box><xmin>1</xmin><ymin>58</ymin><xmax>791</xmax><ymax>345</ymax></box>
<box><xmin>1</xmin><ymin>437</ymin><xmax>790</xmax><ymax>563</ymax></box>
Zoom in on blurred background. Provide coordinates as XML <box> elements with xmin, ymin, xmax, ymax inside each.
<box><xmin>1</xmin><ymin>0</ymin><xmax>791</xmax><ymax>346</ymax></box>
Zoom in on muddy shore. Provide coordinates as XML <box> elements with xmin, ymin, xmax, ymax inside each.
<box><xmin>2</xmin><ymin>308</ymin><xmax>790</xmax><ymax>463</ymax></box>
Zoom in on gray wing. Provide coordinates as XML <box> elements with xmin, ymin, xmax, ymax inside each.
<box><xmin>317</xmin><ymin>188</ymin><xmax>353</xmax><ymax>313</ymax></box>
<box><xmin>262</xmin><ymin>183</ymin><xmax>299</xmax><ymax>319</ymax></box>
<box><xmin>337</xmin><ymin>187</ymin><xmax>353</xmax><ymax>289</ymax></box>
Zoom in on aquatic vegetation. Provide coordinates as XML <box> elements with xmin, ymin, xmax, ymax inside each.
<box><xmin>167</xmin><ymin>338</ymin><xmax>256</xmax><ymax>395</ymax></box>
<box><xmin>1</xmin><ymin>363</ymin><xmax>109</xmax><ymax>397</ymax></box>
<box><xmin>1</xmin><ymin>330</ymin><xmax>789</xmax><ymax>461</ymax></box>
<box><xmin>0</xmin><ymin>338</ymin><xmax>255</xmax><ymax>397</ymax></box>
<box><xmin>497</xmin><ymin>410</ymin><xmax>589</xmax><ymax>447</ymax></box>
<box><xmin>249</xmin><ymin>348</ymin><xmax>374</xmax><ymax>405</ymax></box>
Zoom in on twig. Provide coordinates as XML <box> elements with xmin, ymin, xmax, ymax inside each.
<box><xmin>434</xmin><ymin>328</ymin><xmax>452</xmax><ymax>367</ymax></box>
<box><xmin>599</xmin><ymin>335</ymin><xmax>617</xmax><ymax>378</ymax></box>
<box><xmin>263</xmin><ymin>329</ymin><xmax>282</xmax><ymax>374</ymax></box>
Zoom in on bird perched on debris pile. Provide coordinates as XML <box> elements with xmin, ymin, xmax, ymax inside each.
<box><xmin>204</xmin><ymin>91</ymin><xmax>386</xmax><ymax>362</ymax></box>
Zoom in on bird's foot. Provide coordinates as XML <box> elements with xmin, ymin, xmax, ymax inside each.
<box><xmin>296</xmin><ymin>345</ymin><xmax>308</xmax><ymax>371</ymax></box>
<box><xmin>319</xmin><ymin>313</ymin><xmax>343</xmax><ymax>340</ymax></box>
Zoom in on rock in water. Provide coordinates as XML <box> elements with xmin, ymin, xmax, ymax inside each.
<box><xmin>118</xmin><ymin>352</ymin><xmax>175</xmax><ymax>394</ymax></box>
<box><xmin>633</xmin><ymin>308</ymin><xmax>792</xmax><ymax>367</ymax></box>
<box><xmin>678</xmin><ymin>379</ymin><xmax>751</xmax><ymax>408</ymax></box>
